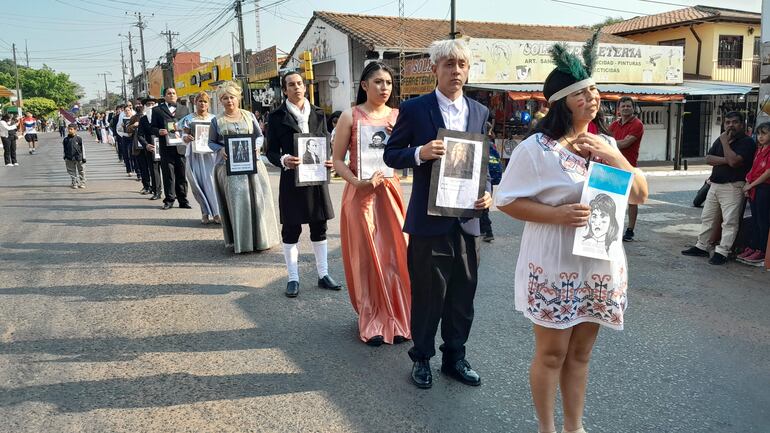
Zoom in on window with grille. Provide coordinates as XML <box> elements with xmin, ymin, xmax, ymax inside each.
<box><xmin>658</xmin><ymin>38</ymin><xmax>686</xmax><ymax>57</ymax></box>
<box><xmin>718</xmin><ymin>35</ymin><xmax>743</xmax><ymax>68</ymax></box>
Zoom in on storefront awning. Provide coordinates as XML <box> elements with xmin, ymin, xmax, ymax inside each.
<box><xmin>466</xmin><ymin>80</ymin><xmax>757</xmax><ymax>103</ymax></box>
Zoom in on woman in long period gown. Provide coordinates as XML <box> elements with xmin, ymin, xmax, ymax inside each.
<box><xmin>332</xmin><ymin>61</ymin><xmax>411</xmax><ymax>346</ymax></box>
<box><xmin>208</xmin><ymin>81</ymin><xmax>279</xmax><ymax>253</ymax></box>
<box><xmin>178</xmin><ymin>91</ymin><xmax>219</xmax><ymax>224</ymax></box>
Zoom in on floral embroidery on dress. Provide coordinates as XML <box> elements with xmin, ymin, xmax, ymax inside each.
<box><xmin>534</xmin><ymin>133</ymin><xmax>588</xmax><ymax>177</ymax></box>
<box><xmin>525</xmin><ymin>262</ymin><xmax>625</xmax><ymax>327</ymax></box>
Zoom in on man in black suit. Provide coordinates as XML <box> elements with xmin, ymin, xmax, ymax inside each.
<box><xmin>140</xmin><ymin>98</ymin><xmax>162</xmax><ymax>200</ymax></box>
<box><xmin>150</xmin><ymin>88</ymin><xmax>191</xmax><ymax>209</ymax></box>
<box><xmin>384</xmin><ymin>39</ymin><xmax>492</xmax><ymax>390</ymax></box>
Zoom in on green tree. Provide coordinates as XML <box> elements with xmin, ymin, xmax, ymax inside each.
<box><xmin>23</xmin><ymin>97</ymin><xmax>58</xmax><ymax>118</ymax></box>
<box><xmin>0</xmin><ymin>59</ymin><xmax>83</xmax><ymax>106</ymax></box>
<box><xmin>590</xmin><ymin>16</ymin><xmax>625</xmax><ymax>31</ymax></box>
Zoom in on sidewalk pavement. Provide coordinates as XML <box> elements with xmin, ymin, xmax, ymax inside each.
<box><xmin>638</xmin><ymin>161</ymin><xmax>712</xmax><ymax>177</ymax></box>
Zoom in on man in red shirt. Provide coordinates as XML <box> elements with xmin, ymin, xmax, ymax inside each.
<box><xmin>609</xmin><ymin>96</ymin><xmax>644</xmax><ymax>241</ymax></box>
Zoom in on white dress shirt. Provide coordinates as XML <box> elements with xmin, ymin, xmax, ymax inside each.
<box><xmin>414</xmin><ymin>88</ymin><xmax>469</xmax><ymax>165</ymax></box>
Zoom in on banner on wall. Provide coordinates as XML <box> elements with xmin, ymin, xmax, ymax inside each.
<box><xmin>467</xmin><ymin>38</ymin><xmax>684</xmax><ymax>84</ymax></box>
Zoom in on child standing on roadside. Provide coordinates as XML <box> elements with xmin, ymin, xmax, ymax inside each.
<box><xmin>63</xmin><ymin>124</ymin><xmax>86</xmax><ymax>189</ymax></box>
<box><xmin>738</xmin><ymin>122</ymin><xmax>770</xmax><ymax>265</ymax></box>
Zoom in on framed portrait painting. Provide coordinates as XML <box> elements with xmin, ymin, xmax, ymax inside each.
<box><xmin>224</xmin><ymin>134</ymin><xmax>258</xmax><ymax>176</ymax></box>
<box><xmin>427</xmin><ymin>128</ymin><xmax>488</xmax><ymax>218</ymax></box>
<box><xmin>294</xmin><ymin>133</ymin><xmax>329</xmax><ymax>186</ymax></box>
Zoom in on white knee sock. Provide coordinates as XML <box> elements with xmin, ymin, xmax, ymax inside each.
<box><xmin>282</xmin><ymin>243</ymin><xmax>299</xmax><ymax>282</ymax></box>
<box><xmin>311</xmin><ymin>240</ymin><xmax>328</xmax><ymax>278</ymax></box>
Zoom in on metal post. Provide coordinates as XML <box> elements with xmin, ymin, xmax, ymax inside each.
<box><xmin>121</xmin><ymin>32</ymin><xmax>137</xmax><ymax>99</ymax></box>
<box><xmin>235</xmin><ymin>0</ymin><xmax>250</xmax><ymax>110</ymax></box>
<box><xmin>24</xmin><ymin>39</ymin><xmax>29</xmax><ymax>68</ymax></box>
<box><xmin>674</xmin><ymin>102</ymin><xmax>685</xmax><ymax>170</ymax></box>
<box><xmin>450</xmin><ymin>0</ymin><xmax>457</xmax><ymax>39</ymax></box>
<box><xmin>120</xmin><ymin>42</ymin><xmax>128</xmax><ymax>102</ymax></box>
<box><xmin>12</xmin><ymin>43</ymin><xmax>22</xmax><ymax>109</ymax></box>
<box><xmin>132</xmin><ymin>12</ymin><xmax>151</xmax><ymax>96</ymax></box>
<box><xmin>254</xmin><ymin>0</ymin><xmax>262</xmax><ymax>51</ymax></box>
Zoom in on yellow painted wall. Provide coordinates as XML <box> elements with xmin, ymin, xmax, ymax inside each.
<box><xmin>621</xmin><ymin>22</ymin><xmax>759</xmax><ymax>80</ymax></box>
<box><xmin>175</xmin><ymin>55</ymin><xmax>234</xmax><ymax>98</ymax></box>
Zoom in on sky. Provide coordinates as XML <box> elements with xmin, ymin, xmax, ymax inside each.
<box><xmin>0</xmin><ymin>0</ymin><xmax>762</xmax><ymax>102</ymax></box>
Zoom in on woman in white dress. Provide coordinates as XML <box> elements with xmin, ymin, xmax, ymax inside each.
<box><xmin>495</xmin><ymin>37</ymin><xmax>648</xmax><ymax>433</ymax></box>
<box><xmin>178</xmin><ymin>92</ymin><xmax>219</xmax><ymax>224</ymax></box>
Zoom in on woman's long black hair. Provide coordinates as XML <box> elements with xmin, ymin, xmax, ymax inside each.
<box><xmin>356</xmin><ymin>61</ymin><xmax>397</xmax><ymax>108</ymax></box>
<box><xmin>528</xmin><ymin>97</ymin><xmax>609</xmax><ymax>140</ymax></box>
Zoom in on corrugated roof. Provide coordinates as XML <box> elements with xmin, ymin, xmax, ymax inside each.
<box><xmin>604</xmin><ymin>5</ymin><xmax>760</xmax><ymax>35</ymax></box>
<box><xmin>285</xmin><ymin>11</ymin><xmax>637</xmax><ymax>64</ymax></box>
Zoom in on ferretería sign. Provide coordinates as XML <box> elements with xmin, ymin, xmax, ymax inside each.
<box><xmin>468</xmin><ymin>38</ymin><xmax>683</xmax><ymax>84</ymax></box>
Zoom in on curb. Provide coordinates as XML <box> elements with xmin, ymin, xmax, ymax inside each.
<box><xmin>642</xmin><ymin>169</ymin><xmax>711</xmax><ymax>177</ymax></box>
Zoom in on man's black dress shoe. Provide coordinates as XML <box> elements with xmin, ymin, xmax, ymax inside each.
<box><xmin>393</xmin><ymin>335</ymin><xmax>408</xmax><ymax>344</ymax></box>
<box><xmin>365</xmin><ymin>335</ymin><xmax>384</xmax><ymax>346</ymax></box>
<box><xmin>179</xmin><ymin>203</ymin><xmax>192</xmax><ymax>209</ymax></box>
<box><xmin>317</xmin><ymin>275</ymin><xmax>342</xmax><ymax>290</ymax></box>
<box><xmin>162</xmin><ymin>202</ymin><xmax>173</xmax><ymax>210</ymax></box>
<box><xmin>441</xmin><ymin>359</ymin><xmax>481</xmax><ymax>386</ymax></box>
<box><xmin>285</xmin><ymin>281</ymin><xmax>299</xmax><ymax>298</ymax></box>
<box><xmin>150</xmin><ymin>194</ymin><xmax>161</xmax><ymax>200</ymax></box>
<box><xmin>411</xmin><ymin>360</ymin><xmax>432</xmax><ymax>389</ymax></box>
<box><xmin>681</xmin><ymin>246</ymin><xmax>709</xmax><ymax>257</ymax></box>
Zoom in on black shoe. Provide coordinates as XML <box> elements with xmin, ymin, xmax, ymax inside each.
<box><xmin>482</xmin><ymin>233</ymin><xmax>494</xmax><ymax>243</ymax></box>
<box><xmin>162</xmin><ymin>202</ymin><xmax>173</xmax><ymax>210</ymax></box>
<box><xmin>150</xmin><ymin>194</ymin><xmax>161</xmax><ymax>200</ymax></box>
<box><xmin>622</xmin><ymin>228</ymin><xmax>634</xmax><ymax>242</ymax></box>
<box><xmin>140</xmin><ymin>189</ymin><xmax>150</xmax><ymax>195</ymax></box>
<box><xmin>411</xmin><ymin>360</ymin><xmax>432</xmax><ymax>389</ymax></box>
<box><xmin>441</xmin><ymin>359</ymin><xmax>481</xmax><ymax>386</ymax></box>
<box><xmin>366</xmin><ymin>335</ymin><xmax>384</xmax><ymax>347</ymax></box>
<box><xmin>709</xmin><ymin>252</ymin><xmax>728</xmax><ymax>265</ymax></box>
<box><xmin>393</xmin><ymin>335</ymin><xmax>408</xmax><ymax>344</ymax></box>
<box><xmin>285</xmin><ymin>281</ymin><xmax>299</xmax><ymax>298</ymax></box>
<box><xmin>681</xmin><ymin>246</ymin><xmax>709</xmax><ymax>257</ymax></box>
<box><xmin>179</xmin><ymin>203</ymin><xmax>192</xmax><ymax>209</ymax></box>
<box><xmin>317</xmin><ymin>275</ymin><xmax>342</xmax><ymax>290</ymax></box>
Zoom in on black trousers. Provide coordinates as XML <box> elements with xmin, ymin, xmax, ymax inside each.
<box><xmin>281</xmin><ymin>221</ymin><xmax>327</xmax><ymax>244</ymax></box>
<box><xmin>2</xmin><ymin>136</ymin><xmax>17</xmax><ymax>164</ymax></box>
<box><xmin>119</xmin><ymin>137</ymin><xmax>134</xmax><ymax>173</ymax></box>
<box><xmin>144</xmin><ymin>151</ymin><xmax>162</xmax><ymax>195</ymax></box>
<box><xmin>749</xmin><ymin>184</ymin><xmax>770</xmax><ymax>251</ymax></box>
<box><xmin>407</xmin><ymin>224</ymin><xmax>479</xmax><ymax>364</ymax></box>
<box><xmin>160</xmin><ymin>151</ymin><xmax>188</xmax><ymax>205</ymax></box>
<box><xmin>135</xmin><ymin>149</ymin><xmax>151</xmax><ymax>190</ymax></box>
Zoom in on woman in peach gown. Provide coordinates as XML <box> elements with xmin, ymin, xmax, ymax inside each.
<box><xmin>332</xmin><ymin>61</ymin><xmax>411</xmax><ymax>346</ymax></box>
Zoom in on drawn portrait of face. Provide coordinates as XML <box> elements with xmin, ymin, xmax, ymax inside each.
<box><xmin>583</xmin><ymin>193</ymin><xmax>620</xmax><ymax>253</ymax></box>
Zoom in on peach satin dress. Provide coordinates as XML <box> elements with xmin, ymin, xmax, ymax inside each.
<box><xmin>340</xmin><ymin>106</ymin><xmax>411</xmax><ymax>344</ymax></box>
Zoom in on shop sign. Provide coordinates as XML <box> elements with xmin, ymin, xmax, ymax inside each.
<box><xmin>402</xmin><ymin>56</ymin><xmax>435</xmax><ymax>95</ymax></box>
<box><xmin>468</xmin><ymin>38</ymin><xmax>684</xmax><ymax>84</ymax></box>
<box><xmin>249</xmin><ymin>45</ymin><xmax>279</xmax><ymax>81</ymax></box>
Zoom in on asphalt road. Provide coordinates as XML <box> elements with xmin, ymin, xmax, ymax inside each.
<box><xmin>1</xmin><ymin>132</ymin><xmax>768</xmax><ymax>433</ymax></box>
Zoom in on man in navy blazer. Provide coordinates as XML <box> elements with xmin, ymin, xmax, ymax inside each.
<box><xmin>384</xmin><ymin>39</ymin><xmax>492</xmax><ymax>390</ymax></box>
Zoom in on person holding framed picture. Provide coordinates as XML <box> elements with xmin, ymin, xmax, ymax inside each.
<box><xmin>178</xmin><ymin>91</ymin><xmax>219</xmax><ymax>225</ymax></box>
<box><xmin>207</xmin><ymin>81</ymin><xmax>279</xmax><ymax>253</ymax></box>
<box><xmin>266</xmin><ymin>71</ymin><xmax>340</xmax><ymax>298</ymax></box>
<box><xmin>383</xmin><ymin>39</ymin><xmax>492</xmax><ymax>390</ymax></box>
<box><xmin>150</xmin><ymin>87</ymin><xmax>191</xmax><ymax>210</ymax></box>
<box><xmin>494</xmin><ymin>35</ymin><xmax>648</xmax><ymax>433</ymax></box>
<box><xmin>332</xmin><ymin>61</ymin><xmax>411</xmax><ymax>347</ymax></box>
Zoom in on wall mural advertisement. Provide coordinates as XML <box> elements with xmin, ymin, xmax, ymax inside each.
<box><xmin>467</xmin><ymin>38</ymin><xmax>684</xmax><ymax>84</ymax></box>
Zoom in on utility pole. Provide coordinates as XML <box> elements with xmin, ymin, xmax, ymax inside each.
<box><xmin>398</xmin><ymin>0</ymin><xmax>405</xmax><ymax>101</ymax></box>
<box><xmin>12</xmin><ymin>43</ymin><xmax>22</xmax><ymax>109</ymax></box>
<box><xmin>97</xmin><ymin>72</ymin><xmax>110</xmax><ymax>108</ymax></box>
<box><xmin>130</xmin><ymin>11</ymin><xmax>152</xmax><ymax>96</ymax></box>
<box><xmin>234</xmin><ymin>0</ymin><xmax>250</xmax><ymax>109</ymax></box>
<box><xmin>120</xmin><ymin>42</ymin><xmax>128</xmax><ymax>102</ymax></box>
<box><xmin>161</xmin><ymin>25</ymin><xmax>180</xmax><ymax>90</ymax></box>
<box><xmin>254</xmin><ymin>0</ymin><xmax>262</xmax><ymax>51</ymax></box>
<box><xmin>120</xmin><ymin>32</ymin><xmax>137</xmax><ymax>99</ymax></box>
<box><xmin>24</xmin><ymin>39</ymin><xmax>29</xmax><ymax>68</ymax></box>
<box><xmin>450</xmin><ymin>0</ymin><xmax>457</xmax><ymax>39</ymax></box>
